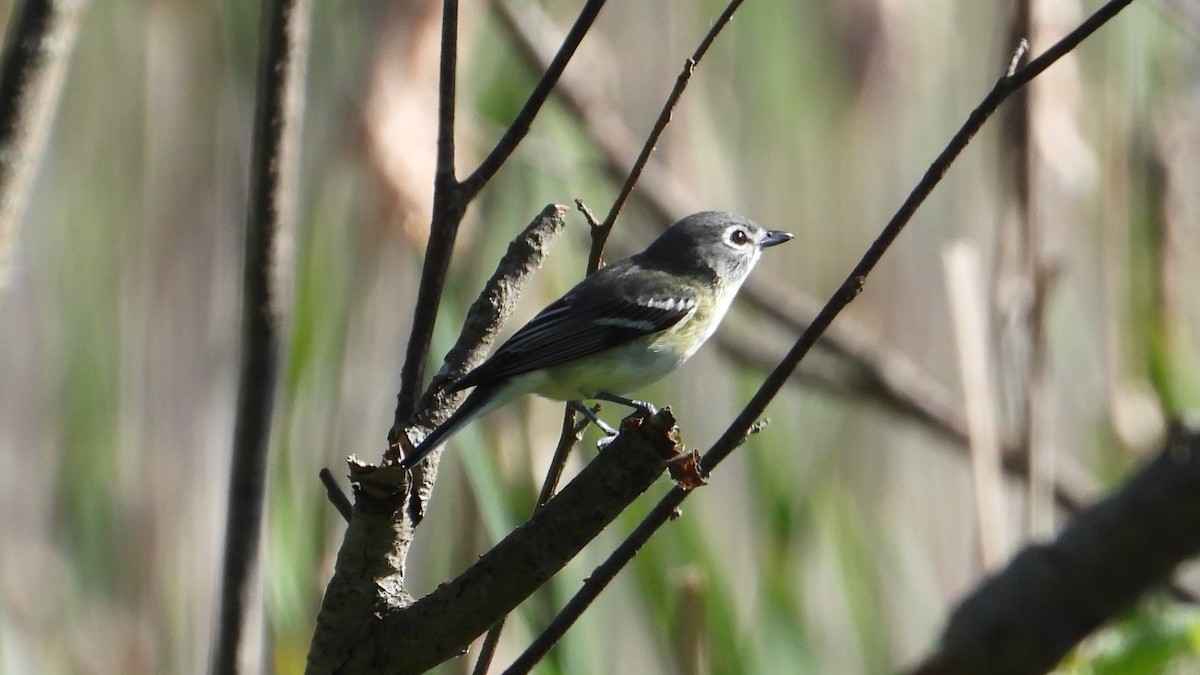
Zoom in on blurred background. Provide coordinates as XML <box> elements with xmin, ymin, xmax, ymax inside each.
<box><xmin>1</xmin><ymin>0</ymin><xmax>1199</xmax><ymax>673</ymax></box>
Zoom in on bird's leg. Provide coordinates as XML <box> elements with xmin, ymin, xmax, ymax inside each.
<box><xmin>594</xmin><ymin>391</ymin><xmax>658</xmax><ymax>415</ymax></box>
<box><xmin>569</xmin><ymin>401</ymin><xmax>618</xmax><ymax>437</ymax></box>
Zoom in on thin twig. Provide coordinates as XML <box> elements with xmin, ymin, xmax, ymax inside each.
<box><xmin>495</xmin><ymin>0</ymin><xmax>1108</xmax><ymax>522</ymax></box>
<box><xmin>212</xmin><ymin>0</ymin><xmax>310</xmax><ymax>671</ymax></box>
<box><xmin>472</xmin><ymin>620</ymin><xmax>504</xmax><ymax>675</ymax></box>
<box><xmin>394</xmin><ymin>0</ymin><xmax>463</xmax><ymax>423</ymax></box>
<box><xmin>575</xmin><ymin>198</ymin><xmax>600</xmax><ymax>231</ymax></box>
<box><xmin>910</xmin><ymin>422</ymin><xmax>1200</xmax><ymax>674</ymax></box>
<box><xmin>504</xmin><ymin>2</ymin><xmax>1139</xmax><ymax>668</ymax></box>
<box><xmin>540</xmin><ymin>407</ymin><xmax>586</xmax><ymax>506</ymax></box>
<box><xmin>702</xmin><ymin>0</ymin><xmax>1137</xmax><ymax>501</ymax></box>
<box><xmin>462</xmin><ymin>0</ymin><xmax>608</xmax><ymax>199</ymax></box>
<box><xmin>494</xmin><ymin>0</ymin><xmax>695</xmax><ymax>219</ymax></box>
<box><xmin>319</xmin><ymin>468</ymin><xmax>353</xmax><ymax>523</ymax></box>
<box><xmin>588</xmin><ymin>0</ymin><xmax>745</xmax><ymax>270</ymax></box>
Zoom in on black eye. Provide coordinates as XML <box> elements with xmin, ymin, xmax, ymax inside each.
<box><xmin>729</xmin><ymin>228</ymin><xmax>750</xmax><ymax>246</ymax></box>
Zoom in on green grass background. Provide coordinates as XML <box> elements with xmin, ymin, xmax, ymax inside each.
<box><xmin>1</xmin><ymin>1</ymin><xmax>1198</xmax><ymax>673</ymax></box>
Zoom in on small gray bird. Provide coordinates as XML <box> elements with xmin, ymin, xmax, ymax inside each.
<box><xmin>402</xmin><ymin>211</ymin><xmax>792</xmax><ymax>469</ymax></box>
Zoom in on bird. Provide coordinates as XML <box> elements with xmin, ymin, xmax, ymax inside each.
<box><xmin>400</xmin><ymin>210</ymin><xmax>793</xmax><ymax>469</ymax></box>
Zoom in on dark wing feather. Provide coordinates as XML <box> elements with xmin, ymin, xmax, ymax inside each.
<box><xmin>449</xmin><ymin>269</ymin><xmax>696</xmax><ymax>391</ymax></box>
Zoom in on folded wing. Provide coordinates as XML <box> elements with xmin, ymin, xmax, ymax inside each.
<box><xmin>450</xmin><ymin>273</ymin><xmax>697</xmax><ymax>392</ymax></box>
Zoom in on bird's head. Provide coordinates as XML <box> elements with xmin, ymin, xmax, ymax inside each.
<box><xmin>638</xmin><ymin>211</ymin><xmax>793</xmax><ymax>284</ymax></box>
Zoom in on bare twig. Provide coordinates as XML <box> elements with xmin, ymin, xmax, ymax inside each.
<box><xmin>542</xmin><ymin>408</ymin><xmax>586</xmax><ymax>503</ymax></box>
<box><xmin>494</xmin><ymin>0</ymin><xmax>696</xmax><ymax>218</ymax></box>
<box><xmin>393</xmin><ymin>0</ymin><xmax>463</xmax><ymax>423</ymax></box>
<box><xmin>575</xmin><ymin>198</ymin><xmax>601</xmax><ymax>233</ymax></box>
<box><xmin>319</xmin><ymin>468</ymin><xmax>353</xmax><ymax>523</ymax></box>
<box><xmin>0</xmin><ymin>0</ymin><xmax>88</xmax><ymax>295</ymax></box>
<box><xmin>212</xmin><ymin>0</ymin><xmax>311</xmax><ymax>671</ymax></box>
<box><xmin>472</xmin><ymin>621</ymin><xmax>504</xmax><ymax>675</ymax></box>
<box><xmin>699</xmin><ymin>0</ymin><xmax>1135</xmax><ymax>549</ymax></box>
<box><xmin>1007</xmin><ymin>37</ymin><xmax>1030</xmax><ymax>77</ymax></box>
<box><xmin>462</xmin><ymin>0</ymin><xmax>608</xmax><ymax>199</ymax></box>
<box><xmin>505</xmin><ymin>2</ymin><xmax>1140</xmax><ymax>667</ymax></box>
<box><xmin>587</xmin><ymin>0</ymin><xmax>745</xmax><ymax>270</ymax></box>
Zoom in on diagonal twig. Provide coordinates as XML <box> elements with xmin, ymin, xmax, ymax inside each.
<box><xmin>586</xmin><ymin>0</ymin><xmax>746</xmax><ymax>269</ymax></box>
<box><xmin>319</xmin><ymin>468</ymin><xmax>353</xmax><ymax>523</ymax></box>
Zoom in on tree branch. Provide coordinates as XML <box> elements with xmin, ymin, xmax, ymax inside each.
<box><xmin>587</xmin><ymin>0</ymin><xmax>745</xmax><ymax>268</ymax></box>
<box><xmin>394</xmin><ymin>0</ymin><xmax>463</xmax><ymax>422</ymax></box>
<box><xmin>388</xmin><ymin>205</ymin><xmax>568</xmax><ymax>469</ymax></box>
<box><xmin>461</xmin><ymin>0</ymin><xmax>608</xmax><ymax>200</ymax></box>
<box><xmin>213</xmin><ymin>0</ymin><xmax>311</xmax><ymax>670</ymax></box>
<box><xmin>910</xmin><ymin>422</ymin><xmax>1200</xmax><ymax>675</ymax></box>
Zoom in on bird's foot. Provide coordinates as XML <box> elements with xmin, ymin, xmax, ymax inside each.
<box><xmin>570</xmin><ymin>401</ymin><xmax>618</xmax><ymax>437</ymax></box>
<box><xmin>595</xmin><ymin>391</ymin><xmax>658</xmax><ymax>416</ymax></box>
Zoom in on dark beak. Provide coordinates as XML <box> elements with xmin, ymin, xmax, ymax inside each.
<box><xmin>760</xmin><ymin>230</ymin><xmax>794</xmax><ymax>248</ymax></box>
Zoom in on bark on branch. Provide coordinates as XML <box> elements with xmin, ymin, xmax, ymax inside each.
<box><xmin>912</xmin><ymin>422</ymin><xmax>1200</xmax><ymax>675</ymax></box>
<box><xmin>306</xmin><ymin>409</ymin><xmax>680</xmax><ymax>674</ymax></box>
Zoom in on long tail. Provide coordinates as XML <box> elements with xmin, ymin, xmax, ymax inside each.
<box><xmin>400</xmin><ymin>383</ymin><xmax>506</xmax><ymax>469</ymax></box>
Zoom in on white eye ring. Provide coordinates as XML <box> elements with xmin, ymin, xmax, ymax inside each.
<box><xmin>728</xmin><ymin>228</ymin><xmax>750</xmax><ymax>246</ymax></box>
